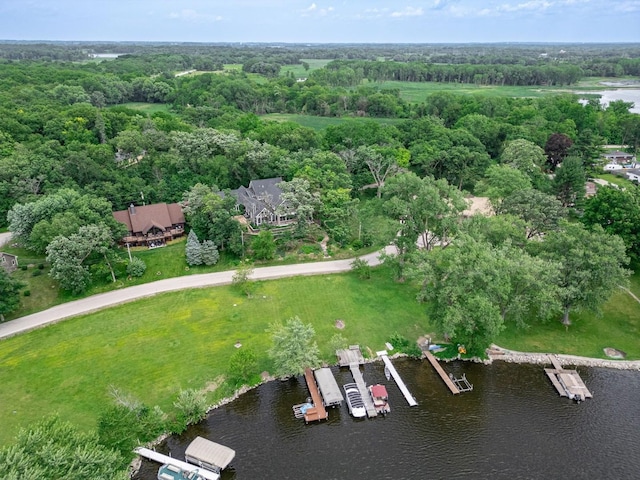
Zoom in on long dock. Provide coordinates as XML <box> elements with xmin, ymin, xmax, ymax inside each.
<box><xmin>545</xmin><ymin>355</ymin><xmax>592</xmax><ymax>401</ymax></box>
<box><xmin>303</xmin><ymin>367</ymin><xmax>328</xmax><ymax>422</ymax></box>
<box><xmin>377</xmin><ymin>351</ymin><xmax>418</xmax><ymax>406</ymax></box>
<box><xmin>134</xmin><ymin>447</ymin><xmax>220</xmax><ymax>480</ymax></box>
<box><xmin>349</xmin><ymin>364</ymin><xmax>378</xmax><ymax>417</ymax></box>
<box><xmin>424</xmin><ymin>352</ymin><xmax>460</xmax><ymax>395</ymax></box>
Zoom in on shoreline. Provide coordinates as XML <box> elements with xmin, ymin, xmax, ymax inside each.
<box><xmin>484</xmin><ymin>344</ymin><xmax>640</xmax><ymax>371</ymax></box>
<box><xmin>131</xmin><ymin>349</ymin><xmax>639</xmax><ymax>475</ymax></box>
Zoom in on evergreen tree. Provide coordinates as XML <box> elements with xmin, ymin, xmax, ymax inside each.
<box><xmin>185</xmin><ymin>230</ymin><xmax>203</xmax><ymax>266</ymax></box>
<box><xmin>200</xmin><ymin>240</ymin><xmax>220</xmax><ymax>266</ymax></box>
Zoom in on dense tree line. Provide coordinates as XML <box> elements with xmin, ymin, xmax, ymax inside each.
<box><xmin>318</xmin><ymin>59</ymin><xmax>584</xmax><ymax>86</ymax></box>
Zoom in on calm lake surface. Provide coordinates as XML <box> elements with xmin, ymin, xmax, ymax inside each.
<box><xmin>579</xmin><ymin>89</ymin><xmax>640</xmax><ymax>114</ymax></box>
<box><xmin>135</xmin><ymin>360</ymin><xmax>640</xmax><ymax>480</ymax></box>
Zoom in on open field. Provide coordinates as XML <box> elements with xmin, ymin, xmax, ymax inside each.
<box><xmin>260</xmin><ymin>113</ymin><xmax>405</xmax><ymax>130</ymax></box>
<box><xmin>118</xmin><ymin>102</ymin><xmax>171</xmax><ymax>114</ymax></box>
<box><xmin>0</xmin><ymin>267</ymin><xmax>430</xmax><ymax>446</ymax></box>
<box><xmin>280</xmin><ymin>59</ymin><xmax>332</xmax><ymax>78</ymax></box>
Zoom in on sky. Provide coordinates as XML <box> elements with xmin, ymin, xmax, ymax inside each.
<box><xmin>0</xmin><ymin>0</ymin><xmax>639</xmax><ymax>44</ymax></box>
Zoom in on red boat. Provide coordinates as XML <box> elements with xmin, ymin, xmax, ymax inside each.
<box><xmin>368</xmin><ymin>384</ymin><xmax>391</xmax><ymax>415</ymax></box>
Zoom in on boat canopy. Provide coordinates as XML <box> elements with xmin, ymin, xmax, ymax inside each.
<box><xmin>371</xmin><ymin>384</ymin><xmax>388</xmax><ymax>398</ymax></box>
<box><xmin>184</xmin><ymin>437</ymin><xmax>236</xmax><ymax>473</ymax></box>
<box><xmin>314</xmin><ymin>367</ymin><xmax>344</xmax><ymax>407</ymax></box>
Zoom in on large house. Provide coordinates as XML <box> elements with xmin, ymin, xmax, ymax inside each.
<box><xmin>112</xmin><ymin>203</ymin><xmax>185</xmax><ymax>247</ymax></box>
<box><xmin>229</xmin><ymin>177</ymin><xmax>295</xmax><ymax>227</ymax></box>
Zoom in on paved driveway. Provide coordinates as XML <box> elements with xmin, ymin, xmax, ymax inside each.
<box><xmin>0</xmin><ymin>246</ymin><xmax>395</xmax><ymax>340</ymax></box>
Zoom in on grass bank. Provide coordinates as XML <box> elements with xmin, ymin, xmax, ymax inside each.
<box><xmin>0</xmin><ymin>267</ymin><xmax>430</xmax><ymax>446</ymax></box>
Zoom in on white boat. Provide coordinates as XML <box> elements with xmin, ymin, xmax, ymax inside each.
<box><xmin>158</xmin><ymin>463</ymin><xmax>206</xmax><ymax>480</ymax></box>
<box><xmin>343</xmin><ymin>383</ymin><xmax>366</xmax><ymax>418</ymax></box>
<box><xmin>369</xmin><ymin>384</ymin><xmax>391</xmax><ymax>415</ymax></box>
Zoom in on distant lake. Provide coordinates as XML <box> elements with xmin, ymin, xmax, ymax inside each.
<box><xmin>89</xmin><ymin>53</ymin><xmax>124</xmax><ymax>59</ymax></box>
<box><xmin>578</xmin><ymin>89</ymin><xmax>640</xmax><ymax>113</ymax></box>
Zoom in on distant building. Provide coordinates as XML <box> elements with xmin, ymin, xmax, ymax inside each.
<box><xmin>0</xmin><ymin>252</ymin><xmax>18</xmax><ymax>273</ymax></box>
<box><xmin>625</xmin><ymin>169</ymin><xmax>640</xmax><ymax>183</ymax></box>
<box><xmin>603</xmin><ymin>150</ymin><xmax>635</xmax><ymax>164</ymax></box>
<box><xmin>112</xmin><ymin>203</ymin><xmax>185</xmax><ymax>248</ymax></box>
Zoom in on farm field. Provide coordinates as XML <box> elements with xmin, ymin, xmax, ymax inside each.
<box><xmin>280</xmin><ymin>58</ymin><xmax>332</xmax><ymax>78</ymax></box>
<box><xmin>118</xmin><ymin>102</ymin><xmax>171</xmax><ymax>114</ymax></box>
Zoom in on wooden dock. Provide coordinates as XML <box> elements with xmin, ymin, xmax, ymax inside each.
<box><xmin>302</xmin><ymin>367</ymin><xmax>328</xmax><ymax>422</ymax></box>
<box><xmin>424</xmin><ymin>352</ymin><xmax>460</xmax><ymax>395</ymax></box>
<box><xmin>545</xmin><ymin>355</ymin><xmax>592</xmax><ymax>402</ymax></box>
<box><xmin>349</xmin><ymin>364</ymin><xmax>378</xmax><ymax>418</ymax></box>
<box><xmin>336</xmin><ymin>345</ymin><xmax>365</xmax><ymax>367</ymax></box>
<box><xmin>377</xmin><ymin>351</ymin><xmax>418</xmax><ymax>407</ymax></box>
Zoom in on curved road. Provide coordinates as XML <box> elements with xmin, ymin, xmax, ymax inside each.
<box><xmin>0</xmin><ymin>246</ymin><xmax>395</xmax><ymax>340</ymax></box>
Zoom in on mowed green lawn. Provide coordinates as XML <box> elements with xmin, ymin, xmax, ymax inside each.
<box><xmin>496</xmin><ymin>287</ymin><xmax>640</xmax><ymax>359</ymax></box>
<box><xmin>0</xmin><ymin>268</ymin><xmax>430</xmax><ymax>446</ymax></box>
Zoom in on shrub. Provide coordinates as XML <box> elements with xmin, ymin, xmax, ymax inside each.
<box><xmin>126</xmin><ymin>257</ymin><xmax>146</xmax><ymax>277</ymax></box>
<box><xmin>173</xmin><ymin>389</ymin><xmax>208</xmax><ymax>427</ymax></box>
<box><xmin>351</xmin><ymin>257</ymin><xmax>371</xmax><ymax>279</ymax></box>
<box><xmin>31</xmin><ymin>269</ymin><xmax>42</xmax><ymax>277</ymax></box>
<box><xmin>38</xmin><ymin>263</ymin><xmax>45</xmax><ymax>270</ymax></box>
<box><xmin>20</xmin><ymin>265</ymin><xmax>27</xmax><ymax>271</ymax></box>
<box><xmin>389</xmin><ymin>333</ymin><xmax>422</xmax><ymax>358</ymax></box>
<box><xmin>23</xmin><ymin>290</ymin><xmax>31</xmax><ymax>296</ymax></box>
<box><xmin>228</xmin><ymin>348</ymin><xmax>258</xmax><ymax>386</ymax></box>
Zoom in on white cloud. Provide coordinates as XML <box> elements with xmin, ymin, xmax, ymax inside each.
<box><xmin>497</xmin><ymin>1</ymin><xmax>553</xmax><ymax>13</ymax></box>
<box><xmin>168</xmin><ymin>9</ymin><xmax>222</xmax><ymax>22</ymax></box>
<box><xmin>300</xmin><ymin>3</ymin><xmax>334</xmax><ymax>17</ymax></box>
<box><xmin>390</xmin><ymin>6</ymin><xmax>424</xmax><ymax>17</ymax></box>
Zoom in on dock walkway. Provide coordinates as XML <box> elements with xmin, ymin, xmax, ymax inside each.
<box><xmin>349</xmin><ymin>364</ymin><xmax>378</xmax><ymax>418</ymax></box>
<box><xmin>424</xmin><ymin>352</ymin><xmax>460</xmax><ymax>395</ymax></box>
<box><xmin>545</xmin><ymin>355</ymin><xmax>592</xmax><ymax>401</ymax></box>
<box><xmin>377</xmin><ymin>351</ymin><xmax>418</xmax><ymax>407</ymax></box>
<box><xmin>303</xmin><ymin>367</ymin><xmax>328</xmax><ymax>422</ymax></box>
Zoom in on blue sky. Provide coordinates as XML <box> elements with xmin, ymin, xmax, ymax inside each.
<box><xmin>1</xmin><ymin>0</ymin><xmax>639</xmax><ymax>43</ymax></box>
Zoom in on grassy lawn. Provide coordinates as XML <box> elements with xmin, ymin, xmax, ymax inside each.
<box><xmin>118</xmin><ymin>102</ymin><xmax>171</xmax><ymax>114</ymax></box>
<box><xmin>592</xmin><ymin>172</ymin><xmax>635</xmax><ymax>188</ymax></box>
<box><xmin>495</xmin><ymin>285</ymin><xmax>640</xmax><ymax>359</ymax></box>
<box><xmin>260</xmin><ymin>113</ymin><xmax>404</xmax><ymax>130</ymax></box>
<box><xmin>0</xmin><ymin>267</ymin><xmax>431</xmax><ymax>446</ymax></box>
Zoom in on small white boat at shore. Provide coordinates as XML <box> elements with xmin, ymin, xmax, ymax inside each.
<box><xmin>343</xmin><ymin>383</ymin><xmax>366</xmax><ymax>418</ymax></box>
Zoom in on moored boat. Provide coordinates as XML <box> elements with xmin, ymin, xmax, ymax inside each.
<box><xmin>343</xmin><ymin>383</ymin><xmax>366</xmax><ymax>418</ymax></box>
<box><xmin>158</xmin><ymin>463</ymin><xmax>205</xmax><ymax>480</ymax></box>
<box><xmin>368</xmin><ymin>384</ymin><xmax>391</xmax><ymax>415</ymax></box>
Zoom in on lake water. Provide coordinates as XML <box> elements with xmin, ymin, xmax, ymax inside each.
<box><xmin>578</xmin><ymin>89</ymin><xmax>640</xmax><ymax>114</ymax></box>
<box><xmin>134</xmin><ymin>359</ymin><xmax>640</xmax><ymax>479</ymax></box>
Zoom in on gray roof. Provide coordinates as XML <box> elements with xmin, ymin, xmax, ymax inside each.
<box><xmin>184</xmin><ymin>436</ymin><xmax>235</xmax><ymax>471</ymax></box>
<box><xmin>314</xmin><ymin>367</ymin><xmax>344</xmax><ymax>406</ymax></box>
<box><xmin>229</xmin><ymin>177</ymin><xmax>286</xmax><ymax>216</ymax></box>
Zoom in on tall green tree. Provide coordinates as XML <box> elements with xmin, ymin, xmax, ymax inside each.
<box><xmin>552</xmin><ymin>156</ymin><xmax>586</xmax><ymax>208</ymax></box>
<box><xmin>0</xmin><ymin>416</ymin><xmax>126</xmax><ymax>480</ymax></box>
<box><xmin>186</xmin><ymin>230</ymin><xmax>203</xmax><ymax>266</ymax></box>
<box><xmin>581</xmin><ymin>186</ymin><xmax>640</xmax><ymax>263</ymax></box>
<box><xmin>532</xmin><ymin>222</ymin><xmax>630</xmax><ymax>326</ymax></box>
<box><xmin>409</xmin><ymin>237</ymin><xmax>560</xmax><ymax>353</ymax></box>
<box><xmin>474</xmin><ymin>164</ymin><xmax>532</xmax><ymax>204</ymax></box>
<box><xmin>498</xmin><ymin>189</ymin><xmax>567</xmax><ymax>239</ymax></box>
<box><xmin>268</xmin><ymin>316</ymin><xmax>320</xmax><ymax>378</ymax></box>
<box><xmin>0</xmin><ymin>268</ymin><xmax>24</xmax><ymax>322</ymax></box>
